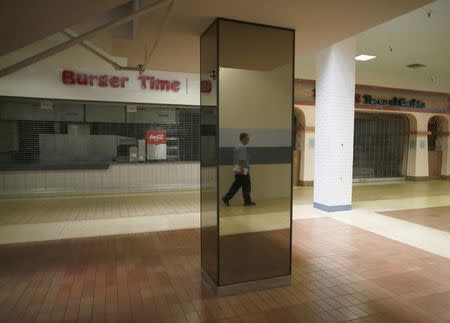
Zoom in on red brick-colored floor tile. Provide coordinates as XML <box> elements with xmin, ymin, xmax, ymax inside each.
<box><xmin>0</xmin><ymin>217</ymin><xmax>448</xmax><ymax>322</ymax></box>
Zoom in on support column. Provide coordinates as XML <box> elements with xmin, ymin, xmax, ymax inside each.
<box><xmin>200</xmin><ymin>18</ymin><xmax>294</xmax><ymax>295</ymax></box>
<box><xmin>440</xmin><ymin>134</ymin><xmax>450</xmax><ymax>177</ymax></box>
<box><xmin>295</xmin><ymin>107</ymin><xmax>315</xmax><ymax>186</ymax></box>
<box><xmin>300</xmin><ymin>129</ymin><xmax>315</xmax><ymax>186</ymax></box>
<box><xmin>406</xmin><ymin>118</ymin><xmax>429</xmax><ymax>180</ymax></box>
<box><xmin>313</xmin><ymin>38</ymin><xmax>355</xmax><ymax>212</ymax></box>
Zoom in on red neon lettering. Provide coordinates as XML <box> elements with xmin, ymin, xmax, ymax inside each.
<box><xmin>76</xmin><ymin>73</ymin><xmax>88</xmax><ymax>85</ymax></box>
<box><xmin>149</xmin><ymin>77</ymin><xmax>155</xmax><ymax>90</ymax></box>
<box><xmin>62</xmin><ymin>70</ymin><xmax>181</xmax><ymax>92</ymax></box>
<box><xmin>200</xmin><ymin>80</ymin><xmax>212</xmax><ymax>93</ymax></box>
<box><xmin>109</xmin><ymin>76</ymin><xmax>119</xmax><ymax>88</ymax></box>
<box><xmin>88</xmin><ymin>75</ymin><xmax>98</xmax><ymax>86</ymax></box>
<box><xmin>62</xmin><ymin>70</ymin><xmax>75</xmax><ymax>84</ymax></box>
<box><xmin>156</xmin><ymin>79</ymin><xmax>171</xmax><ymax>91</ymax></box>
<box><xmin>171</xmin><ymin>80</ymin><xmax>181</xmax><ymax>92</ymax></box>
<box><xmin>98</xmin><ymin>75</ymin><xmax>108</xmax><ymax>87</ymax></box>
<box><xmin>138</xmin><ymin>76</ymin><xmax>148</xmax><ymax>89</ymax></box>
<box><xmin>119</xmin><ymin>77</ymin><xmax>129</xmax><ymax>88</ymax></box>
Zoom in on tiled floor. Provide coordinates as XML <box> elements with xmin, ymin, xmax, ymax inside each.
<box><xmin>2</xmin><ymin>180</ymin><xmax>450</xmax><ymax>225</ymax></box>
<box><xmin>0</xmin><ymin>191</ymin><xmax>199</xmax><ymax>225</ymax></box>
<box><xmin>380</xmin><ymin>206</ymin><xmax>450</xmax><ymax>232</ymax></box>
<box><xmin>1</xmin><ymin>181</ymin><xmax>450</xmax><ymax>256</ymax></box>
<box><xmin>1</xmin><ymin>217</ymin><xmax>449</xmax><ymax>322</ymax></box>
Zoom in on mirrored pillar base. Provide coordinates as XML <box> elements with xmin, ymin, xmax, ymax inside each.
<box><xmin>202</xmin><ymin>271</ymin><xmax>291</xmax><ymax>297</ymax></box>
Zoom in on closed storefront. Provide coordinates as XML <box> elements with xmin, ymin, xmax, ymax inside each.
<box><xmin>353</xmin><ymin>113</ymin><xmax>409</xmax><ymax>179</ymax></box>
<box><xmin>294</xmin><ymin>79</ymin><xmax>450</xmax><ymax>184</ymax></box>
<box><xmin>0</xmin><ymin>97</ymin><xmax>199</xmax><ymax>170</ymax></box>
<box><xmin>0</xmin><ymin>45</ymin><xmax>204</xmax><ymax>196</ymax></box>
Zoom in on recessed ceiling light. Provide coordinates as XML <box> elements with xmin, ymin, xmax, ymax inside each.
<box><xmin>355</xmin><ymin>54</ymin><xmax>376</xmax><ymax>61</ymax></box>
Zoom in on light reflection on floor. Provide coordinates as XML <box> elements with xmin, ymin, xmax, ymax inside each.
<box><xmin>0</xmin><ymin>180</ymin><xmax>449</xmax><ymax>258</ymax></box>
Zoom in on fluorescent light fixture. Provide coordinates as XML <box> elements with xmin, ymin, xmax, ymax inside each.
<box><xmin>355</xmin><ymin>54</ymin><xmax>376</xmax><ymax>61</ymax></box>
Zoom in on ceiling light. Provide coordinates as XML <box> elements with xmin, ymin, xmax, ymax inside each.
<box><xmin>355</xmin><ymin>54</ymin><xmax>376</xmax><ymax>61</ymax></box>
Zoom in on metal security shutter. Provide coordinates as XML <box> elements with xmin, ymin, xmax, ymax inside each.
<box><xmin>0</xmin><ymin>97</ymin><xmax>200</xmax><ymax>171</ymax></box>
<box><xmin>353</xmin><ymin>113</ymin><xmax>409</xmax><ymax>179</ymax></box>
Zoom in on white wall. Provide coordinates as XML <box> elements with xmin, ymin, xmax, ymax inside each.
<box><xmin>0</xmin><ymin>163</ymin><xmax>200</xmax><ymax>197</ymax></box>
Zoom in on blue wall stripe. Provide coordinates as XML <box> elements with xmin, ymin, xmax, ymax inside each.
<box><xmin>219</xmin><ymin>128</ymin><xmax>291</xmax><ymax>148</ymax></box>
<box><xmin>219</xmin><ymin>147</ymin><xmax>291</xmax><ymax>165</ymax></box>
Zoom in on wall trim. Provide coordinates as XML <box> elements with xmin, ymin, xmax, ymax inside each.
<box><xmin>313</xmin><ymin>202</ymin><xmax>352</xmax><ymax>212</ymax></box>
<box><xmin>410</xmin><ymin>131</ymin><xmax>431</xmax><ymax>136</ymax></box>
<box><xmin>406</xmin><ymin>176</ymin><xmax>430</xmax><ymax>181</ymax></box>
<box><xmin>0</xmin><ymin>184</ymin><xmax>200</xmax><ymax>199</ymax></box>
<box><xmin>296</xmin><ymin>102</ymin><xmax>450</xmax><ymax>115</ymax></box>
<box><xmin>296</xmin><ymin>78</ymin><xmax>450</xmax><ymax>96</ymax></box>
<box><xmin>298</xmin><ymin>180</ymin><xmax>313</xmax><ymax>187</ymax></box>
<box><xmin>298</xmin><ymin>126</ymin><xmax>315</xmax><ymax>133</ymax></box>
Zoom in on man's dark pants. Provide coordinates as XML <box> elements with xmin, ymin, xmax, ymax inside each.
<box><xmin>223</xmin><ymin>174</ymin><xmax>251</xmax><ymax>204</ymax></box>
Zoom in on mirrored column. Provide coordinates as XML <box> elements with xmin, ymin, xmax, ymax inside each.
<box><xmin>200</xmin><ymin>18</ymin><xmax>294</xmax><ymax>294</ymax></box>
<box><xmin>200</xmin><ymin>22</ymin><xmax>218</xmax><ymax>283</ymax></box>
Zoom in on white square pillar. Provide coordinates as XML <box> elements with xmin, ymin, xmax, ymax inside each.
<box><xmin>313</xmin><ymin>37</ymin><xmax>356</xmax><ymax>212</ymax></box>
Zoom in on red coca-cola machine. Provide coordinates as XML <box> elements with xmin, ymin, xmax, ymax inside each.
<box><xmin>145</xmin><ymin>130</ymin><xmax>167</xmax><ymax>160</ymax></box>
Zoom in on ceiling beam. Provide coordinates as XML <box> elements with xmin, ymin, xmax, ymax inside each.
<box><xmin>0</xmin><ymin>0</ymin><xmax>130</xmax><ymax>56</ymax></box>
<box><xmin>0</xmin><ymin>0</ymin><xmax>173</xmax><ymax>78</ymax></box>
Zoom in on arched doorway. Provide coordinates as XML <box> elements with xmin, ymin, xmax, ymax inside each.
<box><xmin>427</xmin><ymin>116</ymin><xmax>449</xmax><ymax>178</ymax></box>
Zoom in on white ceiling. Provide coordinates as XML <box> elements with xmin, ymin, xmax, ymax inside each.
<box><xmin>0</xmin><ymin>0</ymin><xmax>431</xmax><ymax>75</ymax></box>
<box><xmin>297</xmin><ymin>0</ymin><xmax>450</xmax><ymax>92</ymax></box>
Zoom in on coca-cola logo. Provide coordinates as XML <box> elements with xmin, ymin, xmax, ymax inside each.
<box><xmin>148</xmin><ymin>134</ymin><xmax>164</xmax><ymax>140</ymax></box>
<box><xmin>145</xmin><ymin>131</ymin><xmax>166</xmax><ymax>144</ymax></box>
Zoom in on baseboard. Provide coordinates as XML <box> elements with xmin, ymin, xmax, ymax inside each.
<box><xmin>406</xmin><ymin>176</ymin><xmax>430</xmax><ymax>181</ymax></box>
<box><xmin>441</xmin><ymin>175</ymin><xmax>450</xmax><ymax>180</ymax></box>
<box><xmin>313</xmin><ymin>202</ymin><xmax>352</xmax><ymax>212</ymax></box>
<box><xmin>0</xmin><ymin>184</ymin><xmax>200</xmax><ymax>199</ymax></box>
<box><xmin>298</xmin><ymin>180</ymin><xmax>314</xmax><ymax>187</ymax></box>
<box><xmin>202</xmin><ymin>271</ymin><xmax>291</xmax><ymax>297</ymax></box>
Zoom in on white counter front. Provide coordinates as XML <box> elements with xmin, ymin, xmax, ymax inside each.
<box><xmin>0</xmin><ymin>162</ymin><xmax>200</xmax><ymax>197</ymax></box>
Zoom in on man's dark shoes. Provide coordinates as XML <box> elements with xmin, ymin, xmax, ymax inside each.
<box><xmin>244</xmin><ymin>201</ymin><xmax>256</xmax><ymax>207</ymax></box>
<box><xmin>222</xmin><ymin>197</ymin><xmax>230</xmax><ymax>206</ymax></box>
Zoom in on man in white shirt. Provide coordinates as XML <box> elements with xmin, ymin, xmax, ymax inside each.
<box><xmin>222</xmin><ymin>133</ymin><xmax>256</xmax><ymax>206</ymax></box>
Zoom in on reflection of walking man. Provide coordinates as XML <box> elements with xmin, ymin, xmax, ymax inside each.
<box><xmin>222</xmin><ymin>133</ymin><xmax>256</xmax><ymax>206</ymax></box>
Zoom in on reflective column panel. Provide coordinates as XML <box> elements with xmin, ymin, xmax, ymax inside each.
<box><xmin>200</xmin><ymin>22</ymin><xmax>218</xmax><ymax>284</ymax></box>
<box><xmin>200</xmin><ymin>18</ymin><xmax>294</xmax><ymax>295</ymax></box>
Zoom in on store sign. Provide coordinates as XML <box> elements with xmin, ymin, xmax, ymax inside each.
<box><xmin>295</xmin><ymin>80</ymin><xmax>448</xmax><ymax>114</ymax></box>
<box><xmin>357</xmin><ymin>94</ymin><xmax>426</xmax><ymax>109</ymax></box>
<box><xmin>61</xmin><ymin>69</ymin><xmax>213</xmax><ymax>95</ymax></box>
<box><xmin>310</xmin><ymin>90</ymin><xmax>426</xmax><ymax>109</ymax></box>
<box><xmin>61</xmin><ymin>69</ymin><xmax>187</xmax><ymax>94</ymax></box>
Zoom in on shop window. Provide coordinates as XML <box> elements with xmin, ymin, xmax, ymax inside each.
<box><xmin>0</xmin><ymin>97</ymin><xmax>200</xmax><ymax>170</ymax></box>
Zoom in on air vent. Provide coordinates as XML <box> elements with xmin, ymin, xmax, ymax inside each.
<box><xmin>407</xmin><ymin>63</ymin><xmax>426</xmax><ymax>69</ymax></box>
